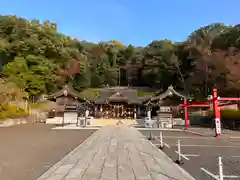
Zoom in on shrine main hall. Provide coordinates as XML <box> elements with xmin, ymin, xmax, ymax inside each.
<box><xmin>93</xmin><ymin>87</ymin><xmax>148</xmax><ymax>119</ymax></box>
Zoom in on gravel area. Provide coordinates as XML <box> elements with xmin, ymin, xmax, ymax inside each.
<box><xmin>139</xmin><ymin>129</ymin><xmax>240</xmax><ymax>180</ymax></box>
<box><xmin>0</xmin><ymin>124</ymin><xmax>96</xmax><ymax>180</ymax></box>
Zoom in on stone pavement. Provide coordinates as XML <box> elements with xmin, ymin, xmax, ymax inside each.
<box><xmin>37</xmin><ymin>125</ymin><xmax>195</xmax><ymax>180</ymax></box>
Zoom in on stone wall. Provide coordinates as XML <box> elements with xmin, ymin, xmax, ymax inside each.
<box><xmin>0</xmin><ymin>118</ymin><xmax>27</xmax><ymax>127</ymax></box>
<box><xmin>0</xmin><ymin>109</ymin><xmax>48</xmax><ymax>127</ymax></box>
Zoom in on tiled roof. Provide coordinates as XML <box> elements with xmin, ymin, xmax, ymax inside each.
<box><xmin>47</xmin><ymin>84</ymin><xmax>85</xmax><ymax>101</ymax></box>
<box><xmin>142</xmin><ymin>86</ymin><xmax>191</xmax><ymax>105</ymax></box>
<box><xmin>94</xmin><ymin>87</ymin><xmax>144</xmax><ymax>105</ymax></box>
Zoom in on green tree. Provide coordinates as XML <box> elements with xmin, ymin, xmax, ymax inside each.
<box><xmin>184</xmin><ymin>23</ymin><xmax>230</xmax><ymax>97</ymax></box>
<box><xmin>3</xmin><ymin>56</ymin><xmax>46</xmax><ymax>95</ymax></box>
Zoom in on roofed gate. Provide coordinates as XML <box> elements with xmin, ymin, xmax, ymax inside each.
<box><xmin>47</xmin><ymin>84</ymin><xmax>88</xmax><ymax>125</ymax></box>
<box><xmin>143</xmin><ymin>85</ymin><xmax>187</xmax><ymax>128</ymax></box>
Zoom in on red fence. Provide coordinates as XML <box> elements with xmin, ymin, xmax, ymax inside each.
<box><xmin>180</xmin><ymin>88</ymin><xmax>240</xmax><ymax>137</ymax></box>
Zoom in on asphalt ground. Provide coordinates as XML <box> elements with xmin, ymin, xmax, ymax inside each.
<box><xmin>0</xmin><ymin>124</ymin><xmax>96</xmax><ymax>180</ymax></box>
<box><xmin>140</xmin><ymin>129</ymin><xmax>240</xmax><ymax>180</ymax></box>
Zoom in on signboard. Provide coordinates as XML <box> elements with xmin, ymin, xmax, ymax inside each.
<box><xmin>159</xmin><ymin>106</ymin><xmax>172</xmax><ymax>113</ymax></box>
<box><xmin>215</xmin><ymin>118</ymin><xmax>221</xmax><ymax>134</ymax></box>
<box><xmin>65</xmin><ymin>104</ymin><xmax>77</xmax><ymax>110</ymax></box>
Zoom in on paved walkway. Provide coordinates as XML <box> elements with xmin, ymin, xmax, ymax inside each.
<box><xmin>37</xmin><ymin>125</ymin><xmax>195</xmax><ymax>180</ymax></box>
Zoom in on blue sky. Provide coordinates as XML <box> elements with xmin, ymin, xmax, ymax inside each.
<box><xmin>1</xmin><ymin>0</ymin><xmax>239</xmax><ymax>46</ymax></box>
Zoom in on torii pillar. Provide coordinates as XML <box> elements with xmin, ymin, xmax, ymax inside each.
<box><xmin>212</xmin><ymin>88</ymin><xmax>221</xmax><ymax>137</ymax></box>
<box><xmin>183</xmin><ymin>97</ymin><xmax>189</xmax><ymax>129</ymax></box>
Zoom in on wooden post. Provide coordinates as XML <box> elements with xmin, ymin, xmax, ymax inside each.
<box><xmin>212</xmin><ymin>88</ymin><xmax>221</xmax><ymax>137</ymax></box>
<box><xmin>184</xmin><ymin>97</ymin><xmax>189</xmax><ymax>129</ymax></box>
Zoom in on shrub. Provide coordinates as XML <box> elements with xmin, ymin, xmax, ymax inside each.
<box><xmin>0</xmin><ymin>104</ymin><xmax>28</xmax><ymax>120</ymax></box>
<box><xmin>207</xmin><ymin>109</ymin><xmax>240</xmax><ymax>120</ymax></box>
<box><xmin>29</xmin><ymin>100</ymin><xmax>56</xmax><ymax>112</ymax></box>
<box><xmin>29</xmin><ymin>100</ymin><xmax>48</xmax><ymax>109</ymax></box>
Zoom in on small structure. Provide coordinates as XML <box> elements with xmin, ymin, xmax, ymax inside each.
<box><xmin>145</xmin><ymin>86</ymin><xmax>187</xmax><ymax>128</ymax></box>
<box><xmin>93</xmin><ymin>87</ymin><xmax>145</xmax><ymax>119</ymax></box>
<box><xmin>47</xmin><ymin>84</ymin><xmax>87</xmax><ymax>124</ymax></box>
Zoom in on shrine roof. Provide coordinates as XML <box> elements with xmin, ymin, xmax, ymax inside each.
<box><xmin>47</xmin><ymin>84</ymin><xmax>86</xmax><ymax>101</ymax></box>
<box><xmin>94</xmin><ymin>87</ymin><xmax>146</xmax><ymax>105</ymax></box>
<box><xmin>142</xmin><ymin>86</ymin><xmax>191</xmax><ymax>104</ymax></box>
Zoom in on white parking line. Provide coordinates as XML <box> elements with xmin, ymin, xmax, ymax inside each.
<box><xmin>168</xmin><ymin>144</ymin><xmax>240</xmax><ymax>148</ymax></box>
<box><xmin>155</xmin><ymin>137</ymin><xmax>171</xmax><ymax>148</ymax></box>
<box><xmin>223</xmin><ymin>175</ymin><xmax>240</xmax><ymax>178</ymax></box>
<box><xmin>229</xmin><ymin>137</ymin><xmax>240</xmax><ymax>139</ymax></box>
<box><xmin>138</xmin><ymin>128</ymin><xmax>182</xmax><ymax>131</ymax></box>
<box><xmin>201</xmin><ymin>168</ymin><xmax>240</xmax><ymax>179</ymax></box>
<box><xmin>175</xmin><ymin>151</ymin><xmax>189</xmax><ymax>160</ymax></box>
<box><xmin>183</xmin><ymin>154</ymin><xmax>199</xmax><ymax>157</ymax></box>
<box><xmin>163</xmin><ymin>136</ymin><xmax>215</xmax><ymax>139</ymax></box>
<box><xmin>200</xmin><ymin>168</ymin><xmax>218</xmax><ymax>180</ymax></box>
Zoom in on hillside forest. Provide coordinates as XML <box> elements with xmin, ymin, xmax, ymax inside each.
<box><xmin>0</xmin><ymin>15</ymin><xmax>240</xmax><ymax>106</ymax></box>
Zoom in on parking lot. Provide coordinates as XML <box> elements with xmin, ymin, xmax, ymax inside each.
<box><xmin>0</xmin><ymin>124</ymin><xmax>96</xmax><ymax>180</ymax></box>
<box><xmin>140</xmin><ymin>129</ymin><xmax>240</xmax><ymax>180</ymax></box>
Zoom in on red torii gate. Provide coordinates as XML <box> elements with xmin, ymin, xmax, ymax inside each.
<box><xmin>180</xmin><ymin>88</ymin><xmax>240</xmax><ymax>137</ymax></box>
